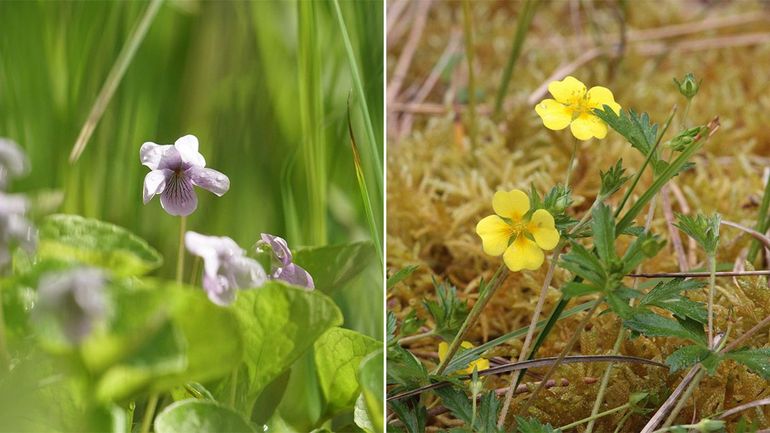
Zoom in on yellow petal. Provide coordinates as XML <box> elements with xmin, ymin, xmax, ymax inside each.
<box><xmin>476</xmin><ymin>215</ymin><xmax>512</xmax><ymax>256</ymax></box>
<box><xmin>586</xmin><ymin>86</ymin><xmax>621</xmax><ymax>114</ymax></box>
<box><xmin>570</xmin><ymin>112</ymin><xmax>608</xmax><ymax>141</ymax></box>
<box><xmin>535</xmin><ymin>99</ymin><xmax>572</xmax><ymax>131</ymax></box>
<box><xmin>528</xmin><ymin>209</ymin><xmax>560</xmax><ymax>250</ymax></box>
<box><xmin>492</xmin><ymin>189</ymin><xmax>530</xmax><ymax>220</ymax></box>
<box><xmin>438</xmin><ymin>341</ymin><xmax>449</xmax><ymax>363</ymax></box>
<box><xmin>547</xmin><ymin>76</ymin><xmax>587</xmax><ymax>105</ymax></box>
<box><xmin>503</xmin><ymin>236</ymin><xmax>545</xmax><ymax>272</ymax></box>
<box><xmin>471</xmin><ymin>357</ymin><xmax>490</xmax><ymax>372</ymax></box>
<box><xmin>460</xmin><ymin>341</ymin><xmax>474</xmax><ymax>349</ymax></box>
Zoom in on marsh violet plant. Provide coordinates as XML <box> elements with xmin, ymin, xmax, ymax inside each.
<box><xmin>185</xmin><ymin>231</ymin><xmax>267</xmax><ymax>305</ymax></box>
<box><xmin>140</xmin><ymin>135</ymin><xmax>230</xmax><ymax>216</ymax></box>
<box><xmin>258</xmin><ymin>233</ymin><xmax>314</xmax><ymax>289</ymax></box>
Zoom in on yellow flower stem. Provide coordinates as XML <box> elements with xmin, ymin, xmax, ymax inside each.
<box><xmin>434</xmin><ymin>264</ymin><xmax>507</xmax><ymax>375</ymax></box>
<box><xmin>564</xmin><ymin>138</ymin><xmax>579</xmax><ymax>187</ymax></box>
<box><xmin>707</xmin><ymin>253</ymin><xmax>716</xmax><ymax>349</ymax></box>
<box><xmin>461</xmin><ymin>0</ymin><xmax>478</xmax><ymax>154</ymax></box>
<box><xmin>175</xmin><ymin>216</ymin><xmax>187</xmax><ymax>284</ymax></box>
<box><xmin>681</xmin><ymin>97</ymin><xmax>692</xmax><ymax>129</ymax></box>
<box><xmin>519</xmin><ymin>294</ymin><xmax>604</xmax><ymax>416</ymax></box>
<box><xmin>498</xmin><ymin>193</ymin><xmax>601</xmax><ymax>427</ymax></box>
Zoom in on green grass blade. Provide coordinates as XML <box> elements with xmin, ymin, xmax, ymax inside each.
<box><xmin>69</xmin><ymin>0</ymin><xmax>163</xmax><ymax>163</ymax></box>
<box><xmin>493</xmin><ymin>0</ymin><xmax>538</xmax><ymax>117</ymax></box>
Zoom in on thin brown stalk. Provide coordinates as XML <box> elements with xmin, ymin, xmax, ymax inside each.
<box><xmin>386</xmin><ymin>0</ymin><xmax>431</xmax><ymax>105</ymax></box>
<box><xmin>628</xmin><ymin>270</ymin><xmax>770</xmax><ymax>278</ymax></box>
<box><xmin>718</xmin><ymin>397</ymin><xmax>770</xmax><ymax>420</ymax></box>
<box><xmin>639</xmin><ymin>365</ymin><xmax>701</xmax><ymax>433</ymax></box>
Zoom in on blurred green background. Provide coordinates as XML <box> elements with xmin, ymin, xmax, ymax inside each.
<box><xmin>0</xmin><ymin>0</ymin><xmax>383</xmax><ymax>338</ymax></box>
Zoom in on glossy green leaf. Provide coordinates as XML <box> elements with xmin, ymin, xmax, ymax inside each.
<box><xmin>233</xmin><ymin>282</ymin><xmax>343</xmax><ymax>401</ymax></box>
<box><xmin>314</xmin><ymin>327</ymin><xmax>380</xmax><ymax>416</ymax></box>
<box><xmin>665</xmin><ymin>345</ymin><xmax>711</xmax><ymax>373</ymax></box>
<box><xmin>37</xmin><ymin>214</ymin><xmax>162</xmax><ymax>276</ymax></box>
<box><xmin>293</xmin><ymin>241</ymin><xmax>376</xmax><ymax>293</ymax></box>
<box><xmin>624</xmin><ymin>312</ymin><xmax>706</xmax><ymax>344</ymax></box>
<box><xmin>154</xmin><ymin>400</ymin><xmax>256</xmax><ymax>433</ymax></box>
<box><xmin>358</xmin><ymin>349</ymin><xmax>384</xmax><ymax>433</ymax></box>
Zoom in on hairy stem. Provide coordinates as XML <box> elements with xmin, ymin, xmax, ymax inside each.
<box><xmin>707</xmin><ymin>254</ymin><xmax>716</xmax><ymax>349</ymax></box>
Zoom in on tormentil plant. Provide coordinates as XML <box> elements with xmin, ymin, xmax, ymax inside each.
<box><xmin>388</xmin><ymin>72</ymin><xmax>770</xmax><ymax>433</ymax></box>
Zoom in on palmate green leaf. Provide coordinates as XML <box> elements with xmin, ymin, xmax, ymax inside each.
<box><xmin>314</xmin><ymin>327</ymin><xmax>381</xmax><ymax>416</ymax></box>
<box><xmin>358</xmin><ymin>350</ymin><xmax>384</xmax><ymax>433</ymax></box>
<box><xmin>593</xmin><ymin>107</ymin><xmax>658</xmax><ymax>159</ymax></box>
<box><xmin>591</xmin><ymin>203</ymin><xmax>616</xmax><ymax>264</ymax></box>
<box><xmin>620</xmin><ymin>230</ymin><xmax>665</xmax><ymax>274</ymax></box>
<box><xmin>293</xmin><ymin>241</ymin><xmax>376</xmax><ymax>293</ymax></box>
<box><xmin>638</xmin><ymin>279</ymin><xmax>707</xmax><ymax>323</ymax></box>
<box><xmin>154</xmin><ymin>400</ymin><xmax>256</xmax><ymax>433</ymax></box>
<box><xmin>387</xmin><ymin>344</ymin><xmax>428</xmax><ymax>388</ymax></box>
<box><xmin>624</xmin><ymin>312</ymin><xmax>706</xmax><ymax>345</ymax></box>
<box><xmin>423</xmin><ymin>281</ymin><xmax>469</xmax><ymax>341</ymax></box>
<box><xmin>599</xmin><ymin>159</ymin><xmax>632</xmax><ymax>198</ymax></box>
<box><xmin>514</xmin><ymin>416</ymin><xmax>560</xmax><ymax>433</ymax></box>
<box><xmin>434</xmin><ymin>387</ymin><xmax>502</xmax><ymax>433</ymax></box>
<box><xmin>388</xmin><ymin>265</ymin><xmax>419</xmax><ymax>289</ymax></box>
<box><xmin>37</xmin><ymin>214</ymin><xmax>162</xmax><ymax>277</ymax></box>
<box><xmin>724</xmin><ymin>348</ymin><xmax>770</xmax><ymax>379</ymax></box>
<box><xmin>388</xmin><ymin>400</ymin><xmax>427</xmax><ymax>433</ymax></box>
<box><xmin>560</xmin><ymin>241</ymin><xmax>606</xmax><ymax>287</ymax></box>
<box><xmin>232</xmin><ymin>282</ymin><xmax>343</xmax><ymax>402</ymax></box>
<box><xmin>665</xmin><ymin>345</ymin><xmax>711</xmax><ymax>373</ymax></box>
<box><xmin>675</xmin><ymin>213</ymin><xmax>721</xmax><ymax>254</ymax></box>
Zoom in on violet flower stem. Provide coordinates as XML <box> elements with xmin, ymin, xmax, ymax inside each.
<box><xmin>176</xmin><ymin>216</ymin><xmax>187</xmax><ymax>284</ymax></box>
<box><xmin>0</xmin><ymin>289</ymin><xmax>9</xmax><ymax>370</ymax></box>
<box><xmin>139</xmin><ymin>394</ymin><xmax>159</xmax><ymax>433</ymax></box>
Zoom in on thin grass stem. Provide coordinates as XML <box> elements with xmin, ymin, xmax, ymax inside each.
<box><xmin>494</xmin><ymin>0</ymin><xmax>537</xmax><ymax>117</ymax></box>
<box><xmin>69</xmin><ymin>0</ymin><xmax>163</xmax><ymax>163</ymax></box>
<box><xmin>748</xmin><ymin>171</ymin><xmax>770</xmax><ymax>263</ymax></box>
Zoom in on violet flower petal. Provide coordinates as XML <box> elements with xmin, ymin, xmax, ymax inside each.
<box><xmin>227</xmin><ymin>255</ymin><xmax>268</xmax><ymax>289</ymax></box>
<box><xmin>275</xmin><ymin>263</ymin><xmax>314</xmax><ymax>290</ymax></box>
<box><xmin>143</xmin><ymin>169</ymin><xmax>171</xmax><ymax>204</ymax></box>
<box><xmin>0</xmin><ymin>138</ymin><xmax>29</xmax><ymax>188</ymax></box>
<box><xmin>189</xmin><ymin>166</ymin><xmax>230</xmax><ymax>197</ymax></box>
<box><xmin>174</xmin><ymin>135</ymin><xmax>206</xmax><ymax>168</ymax></box>
<box><xmin>160</xmin><ymin>173</ymin><xmax>198</xmax><ymax>216</ymax></box>
<box><xmin>157</xmin><ymin>146</ymin><xmax>183</xmax><ymax>171</ymax></box>
<box><xmin>36</xmin><ymin>268</ymin><xmax>107</xmax><ymax>343</ymax></box>
<box><xmin>139</xmin><ymin>142</ymin><xmax>171</xmax><ymax>170</ymax></box>
<box><xmin>260</xmin><ymin>233</ymin><xmax>293</xmax><ymax>267</ymax></box>
<box><xmin>203</xmin><ymin>273</ymin><xmax>236</xmax><ymax>306</ymax></box>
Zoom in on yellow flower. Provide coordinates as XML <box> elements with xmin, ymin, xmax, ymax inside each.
<box><xmin>438</xmin><ymin>341</ymin><xmax>489</xmax><ymax>375</ymax></box>
<box><xmin>475</xmin><ymin>189</ymin><xmax>560</xmax><ymax>272</ymax></box>
<box><xmin>534</xmin><ymin>76</ymin><xmax>621</xmax><ymax>141</ymax></box>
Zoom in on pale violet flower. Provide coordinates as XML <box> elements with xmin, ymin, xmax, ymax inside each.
<box><xmin>258</xmin><ymin>233</ymin><xmax>314</xmax><ymax>290</ymax></box>
<box><xmin>185</xmin><ymin>231</ymin><xmax>267</xmax><ymax>306</ymax></box>
<box><xmin>0</xmin><ymin>192</ymin><xmax>35</xmax><ymax>269</ymax></box>
<box><xmin>0</xmin><ymin>138</ymin><xmax>29</xmax><ymax>190</ymax></box>
<box><xmin>140</xmin><ymin>135</ymin><xmax>230</xmax><ymax>216</ymax></box>
<box><xmin>35</xmin><ymin>268</ymin><xmax>107</xmax><ymax>344</ymax></box>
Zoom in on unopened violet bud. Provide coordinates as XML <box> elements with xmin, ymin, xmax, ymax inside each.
<box><xmin>257</xmin><ymin>233</ymin><xmax>314</xmax><ymax>290</ymax></box>
<box><xmin>140</xmin><ymin>135</ymin><xmax>230</xmax><ymax>217</ymax></box>
<box><xmin>185</xmin><ymin>231</ymin><xmax>267</xmax><ymax>305</ymax></box>
<box><xmin>35</xmin><ymin>268</ymin><xmax>108</xmax><ymax>344</ymax></box>
<box><xmin>0</xmin><ymin>138</ymin><xmax>29</xmax><ymax>190</ymax></box>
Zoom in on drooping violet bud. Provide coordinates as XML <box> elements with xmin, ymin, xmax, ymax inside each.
<box><xmin>185</xmin><ymin>231</ymin><xmax>267</xmax><ymax>305</ymax></box>
<box><xmin>0</xmin><ymin>138</ymin><xmax>29</xmax><ymax>190</ymax></box>
<box><xmin>257</xmin><ymin>233</ymin><xmax>314</xmax><ymax>290</ymax></box>
<box><xmin>0</xmin><ymin>192</ymin><xmax>35</xmax><ymax>269</ymax></box>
